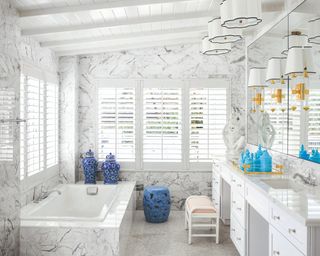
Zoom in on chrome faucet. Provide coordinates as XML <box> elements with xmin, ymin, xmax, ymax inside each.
<box><xmin>34</xmin><ymin>189</ymin><xmax>61</xmax><ymax>203</ymax></box>
<box><xmin>293</xmin><ymin>170</ymin><xmax>317</xmax><ymax>186</ymax></box>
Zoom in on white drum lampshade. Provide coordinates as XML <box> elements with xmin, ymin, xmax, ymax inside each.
<box><xmin>266</xmin><ymin>57</ymin><xmax>287</xmax><ymax>83</ymax></box>
<box><xmin>285</xmin><ymin>47</ymin><xmax>315</xmax><ymax>76</ymax></box>
<box><xmin>208</xmin><ymin>17</ymin><xmax>242</xmax><ymax>44</ymax></box>
<box><xmin>220</xmin><ymin>0</ymin><xmax>262</xmax><ymax>29</ymax></box>
<box><xmin>281</xmin><ymin>31</ymin><xmax>308</xmax><ymax>55</ymax></box>
<box><xmin>308</xmin><ymin>18</ymin><xmax>320</xmax><ymax>45</ymax></box>
<box><xmin>248</xmin><ymin>68</ymin><xmax>267</xmax><ymax>87</ymax></box>
<box><xmin>202</xmin><ymin>36</ymin><xmax>232</xmax><ymax>55</ymax></box>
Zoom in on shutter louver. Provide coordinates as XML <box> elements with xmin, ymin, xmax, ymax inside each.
<box><xmin>189</xmin><ymin>88</ymin><xmax>227</xmax><ymax>162</ymax></box>
<box><xmin>143</xmin><ymin>88</ymin><xmax>182</xmax><ymax>162</ymax></box>
<box><xmin>98</xmin><ymin>87</ymin><xmax>135</xmax><ymax>161</ymax></box>
<box><xmin>46</xmin><ymin>82</ymin><xmax>59</xmax><ymax>168</ymax></box>
<box><xmin>0</xmin><ymin>88</ymin><xmax>15</xmax><ymax>162</ymax></box>
<box><xmin>308</xmin><ymin>89</ymin><xmax>320</xmax><ymax>150</ymax></box>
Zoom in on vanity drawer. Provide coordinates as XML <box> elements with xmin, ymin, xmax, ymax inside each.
<box><xmin>231</xmin><ymin>174</ymin><xmax>245</xmax><ymax>196</ymax></box>
<box><xmin>231</xmin><ymin>189</ymin><xmax>245</xmax><ymax>227</ymax></box>
<box><xmin>269</xmin><ymin>225</ymin><xmax>305</xmax><ymax>256</ymax></box>
<box><xmin>270</xmin><ymin>204</ymin><xmax>307</xmax><ymax>254</ymax></box>
<box><xmin>231</xmin><ymin>213</ymin><xmax>245</xmax><ymax>256</ymax></box>
<box><xmin>245</xmin><ymin>183</ymin><xmax>269</xmax><ymax>221</ymax></box>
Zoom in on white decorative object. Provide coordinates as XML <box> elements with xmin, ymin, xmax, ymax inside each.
<box><xmin>285</xmin><ymin>47</ymin><xmax>315</xmax><ymax>76</ymax></box>
<box><xmin>308</xmin><ymin>18</ymin><xmax>320</xmax><ymax>45</ymax></box>
<box><xmin>266</xmin><ymin>57</ymin><xmax>286</xmax><ymax>83</ymax></box>
<box><xmin>223</xmin><ymin>113</ymin><xmax>246</xmax><ymax>161</ymax></box>
<box><xmin>202</xmin><ymin>36</ymin><xmax>231</xmax><ymax>55</ymax></box>
<box><xmin>208</xmin><ymin>17</ymin><xmax>242</xmax><ymax>44</ymax></box>
<box><xmin>258</xmin><ymin>112</ymin><xmax>275</xmax><ymax>149</ymax></box>
<box><xmin>220</xmin><ymin>0</ymin><xmax>262</xmax><ymax>29</ymax></box>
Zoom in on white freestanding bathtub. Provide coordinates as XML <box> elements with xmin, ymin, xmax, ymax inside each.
<box><xmin>21</xmin><ymin>184</ymin><xmax>117</xmax><ymax>222</ymax></box>
<box><xmin>20</xmin><ymin>182</ymin><xmax>136</xmax><ymax>256</ymax></box>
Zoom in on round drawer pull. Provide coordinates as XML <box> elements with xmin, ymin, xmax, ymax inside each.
<box><xmin>273</xmin><ymin>216</ymin><xmax>280</xmax><ymax>220</ymax></box>
<box><xmin>236</xmin><ymin>237</ymin><xmax>241</xmax><ymax>241</ymax></box>
<box><xmin>232</xmin><ymin>201</ymin><xmax>236</xmax><ymax>204</ymax></box>
<box><xmin>288</xmin><ymin>228</ymin><xmax>296</xmax><ymax>234</ymax></box>
<box><xmin>237</xmin><ymin>207</ymin><xmax>242</xmax><ymax>211</ymax></box>
<box><xmin>231</xmin><ymin>228</ymin><xmax>235</xmax><ymax>231</ymax></box>
<box><xmin>237</xmin><ymin>184</ymin><xmax>242</xmax><ymax>187</ymax></box>
<box><xmin>232</xmin><ymin>179</ymin><xmax>236</xmax><ymax>182</ymax></box>
<box><xmin>273</xmin><ymin>251</ymin><xmax>280</xmax><ymax>255</ymax></box>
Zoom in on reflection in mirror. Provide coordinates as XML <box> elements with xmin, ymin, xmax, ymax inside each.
<box><xmin>288</xmin><ymin>1</ymin><xmax>320</xmax><ymax>163</ymax></box>
<box><xmin>247</xmin><ymin>16</ymin><xmax>289</xmax><ymax>153</ymax></box>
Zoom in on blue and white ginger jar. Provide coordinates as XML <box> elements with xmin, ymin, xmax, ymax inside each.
<box><xmin>82</xmin><ymin>149</ymin><xmax>98</xmax><ymax>184</ymax></box>
<box><xmin>102</xmin><ymin>153</ymin><xmax>120</xmax><ymax>184</ymax></box>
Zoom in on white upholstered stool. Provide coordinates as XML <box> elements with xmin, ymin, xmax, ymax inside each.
<box><xmin>185</xmin><ymin>195</ymin><xmax>219</xmax><ymax>244</ymax></box>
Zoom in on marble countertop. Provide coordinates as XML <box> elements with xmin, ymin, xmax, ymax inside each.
<box><xmin>216</xmin><ymin>160</ymin><xmax>320</xmax><ymax>226</ymax></box>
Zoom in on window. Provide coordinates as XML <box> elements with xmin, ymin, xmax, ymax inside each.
<box><xmin>46</xmin><ymin>82</ymin><xmax>59</xmax><ymax>167</ymax></box>
<box><xmin>189</xmin><ymin>87</ymin><xmax>227</xmax><ymax>162</ymax></box>
<box><xmin>0</xmin><ymin>88</ymin><xmax>15</xmax><ymax>162</ymax></box>
<box><xmin>98</xmin><ymin>87</ymin><xmax>135</xmax><ymax>161</ymax></box>
<box><xmin>308</xmin><ymin>89</ymin><xmax>320</xmax><ymax>150</ymax></box>
<box><xmin>20</xmin><ymin>70</ymin><xmax>59</xmax><ymax>181</ymax></box>
<box><xmin>97</xmin><ymin>79</ymin><xmax>229</xmax><ymax>170</ymax></box>
<box><xmin>143</xmin><ymin>87</ymin><xmax>182</xmax><ymax>162</ymax></box>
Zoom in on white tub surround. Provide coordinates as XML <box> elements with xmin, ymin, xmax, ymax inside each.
<box><xmin>20</xmin><ymin>182</ymin><xmax>136</xmax><ymax>256</ymax></box>
<box><xmin>213</xmin><ymin>160</ymin><xmax>320</xmax><ymax>256</ymax></box>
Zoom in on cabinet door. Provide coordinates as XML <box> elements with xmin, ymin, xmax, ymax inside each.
<box><xmin>269</xmin><ymin>226</ymin><xmax>305</xmax><ymax>256</ymax></box>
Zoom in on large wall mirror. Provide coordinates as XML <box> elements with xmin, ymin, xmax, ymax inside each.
<box><xmin>247</xmin><ymin>0</ymin><xmax>320</xmax><ymax>165</ymax></box>
<box><xmin>247</xmin><ymin>16</ymin><xmax>289</xmax><ymax>154</ymax></box>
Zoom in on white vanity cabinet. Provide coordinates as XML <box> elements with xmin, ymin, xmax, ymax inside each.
<box><xmin>212</xmin><ymin>161</ymin><xmax>320</xmax><ymax>256</ymax></box>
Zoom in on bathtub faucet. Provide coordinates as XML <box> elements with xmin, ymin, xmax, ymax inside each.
<box><xmin>34</xmin><ymin>189</ymin><xmax>62</xmax><ymax>203</ymax></box>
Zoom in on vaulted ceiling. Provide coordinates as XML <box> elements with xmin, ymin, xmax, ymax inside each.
<box><xmin>14</xmin><ymin>0</ymin><xmax>285</xmax><ymax>56</ymax></box>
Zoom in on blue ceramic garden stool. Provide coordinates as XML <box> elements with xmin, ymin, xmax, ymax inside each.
<box><xmin>143</xmin><ymin>186</ymin><xmax>171</xmax><ymax>223</ymax></box>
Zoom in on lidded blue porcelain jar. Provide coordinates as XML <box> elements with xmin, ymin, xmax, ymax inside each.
<box><xmin>82</xmin><ymin>149</ymin><xmax>98</xmax><ymax>184</ymax></box>
<box><xmin>101</xmin><ymin>153</ymin><xmax>120</xmax><ymax>184</ymax></box>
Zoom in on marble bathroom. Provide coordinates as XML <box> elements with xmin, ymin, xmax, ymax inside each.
<box><xmin>1</xmin><ymin>0</ymin><xmax>320</xmax><ymax>255</ymax></box>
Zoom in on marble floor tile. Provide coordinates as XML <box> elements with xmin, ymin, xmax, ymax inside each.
<box><xmin>126</xmin><ymin>211</ymin><xmax>239</xmax><ymax>256</ymax></box>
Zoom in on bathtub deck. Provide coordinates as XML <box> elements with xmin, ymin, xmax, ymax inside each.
<box><xmin>126</xmin><ymin>210</ymin><xmax>239</xmax><ymax>256</ymax></box>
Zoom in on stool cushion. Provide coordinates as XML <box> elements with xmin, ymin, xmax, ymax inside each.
<box><xmin>143</xmin><ymin>186</ymin><xmax>171</xmax><ymax>223</ymax></box>
<box><xmin>186</xmin><ymin>196</ymin><xmax>216</xmax><ymax>214</ymax></box>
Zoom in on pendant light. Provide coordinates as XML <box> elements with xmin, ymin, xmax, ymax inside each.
<box><xmin>208</xmin><ymin>17</ymin><xmax>242</xmax><ymax>44</ymax></box>
<box><xmin>281</xmin><ymin>31</ymin><xmax>308</xmax><ymax>55</ymax></box>
<box><xmin>201</xmin><ymin>36</ymin><xmax>231</xmax><ymax>55</ymax></box>
<box><xmin>220</xmin><ymin>0</ymin><xmax>262</xmax><ymax>29</ymax></box>
<box><xmin>308</xmin><ymin>18</ymin><xmax>320</xmax><ymax>45</ymax></box>
<box><xmin>248</xmin><ymin>67</ymin><xmax>267</xmax><ymax>112</ymax></box>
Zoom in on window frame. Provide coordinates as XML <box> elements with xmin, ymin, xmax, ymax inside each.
<box><xmin>20</xmin><ymin>63</ymin><xmax>59</xmax><ymax>191</ymax></box>
<box><xmin>95</xmin><ymin>78</ymin><xmax>230</xmax><ymax>172</ymax></box>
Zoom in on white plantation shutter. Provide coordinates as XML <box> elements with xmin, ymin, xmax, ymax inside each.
<box><xmin>46</xmin><ymin>82</ymin><xmax>59</xmax><ymax>168</ymax></box>
<box><xmin>264</xmin><ymin>88</ymin><xmax>288</xmax><ymax>153</ymax></box>
<box><xmin>20</xmin><ymin>75</ymin><xmax>26</xmax><ymax>179</ymax></box>
<box><xmin>189</xmin><ymin>87</ymin><xmax>227</xmax><ymax>162</ymax></box>
<box><xmin>288</xmin><ymin>92</ymin><xmax>302</xmax><ymax>155</ymax></box>
<box><xmin>307</xmin><ymin>89</ymin><xmax>320</xmax><ymax>150</ymax></box>
<box><xmin>0</xmin><ymin>88</ymin><xmax>15</xmax><ymax>162</ymax></box>
<box><xmin>143</xmin><ymin>87</ymin><xmax>182</xmax><ymax>162</ymax></box>
<box><xmin>98</xmin><ymin>87</ymin><xmax>135</xmax><ymax>161</ymax></box>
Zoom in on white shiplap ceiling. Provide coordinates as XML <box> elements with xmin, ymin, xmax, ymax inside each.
<box><xmin>13</xmin><ymin>0</ymin><xmax>285</xmax><ymax>56</ymax></box>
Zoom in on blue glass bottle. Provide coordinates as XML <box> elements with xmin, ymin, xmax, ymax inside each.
<box><xmin>260</xmin><ymin>150</ymin><xmax>272</xmax><ymax>172</ymax></box>
<box><xmin>82</xmin><ymin>149</ymin><xmax>98</xmax><ymax>184</ymax></box>
<box><xmin>310</xmin><ymin>149</ymin><xmax>320</xmax><ymax>164</ymax></box>
<box><xmin>252</xmin><ymin>153</ymin><xmax>261</xmax><ymax>172</ymax></box>
<box><xmin>299</xmin><ymin>144</ymin><xmax>309</xmax><ymax>160</ymax></box>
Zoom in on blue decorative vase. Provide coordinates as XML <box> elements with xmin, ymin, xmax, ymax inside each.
<box><xmin>101</xmin><ymin>153</ymin><xmax>120</xmax><ymax>184</ymax></box>
<box><xmin>143</xmin><ymin>186</ymin><xmax>171</xmax><ymax>223</ymax></box>
<box><xmin>82</xmin><ymin>149</ymin><xmax>98</xmax><ymax>184</ymax></box>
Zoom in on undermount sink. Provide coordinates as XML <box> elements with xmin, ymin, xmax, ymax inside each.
<box><xmin>261</xmin><ymin>179</ymin><xmax>302</xmax><ymax>191</ymax></box>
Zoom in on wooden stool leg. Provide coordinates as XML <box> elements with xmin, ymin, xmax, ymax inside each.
<box><xmin>216</xmin><ymin>217</ymin><xmax>220</xmax><ymax>244</ymax></box>
<box><xmin>188</xmin><ymin>214</ymin><xmax>192</xmax><ymax>244</ymax></box>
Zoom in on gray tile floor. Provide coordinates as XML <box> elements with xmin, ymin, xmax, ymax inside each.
<box><xmin>126</xmin><ymin>211</ymin><xmax>240</xmax><ymax>256</ymax></box>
